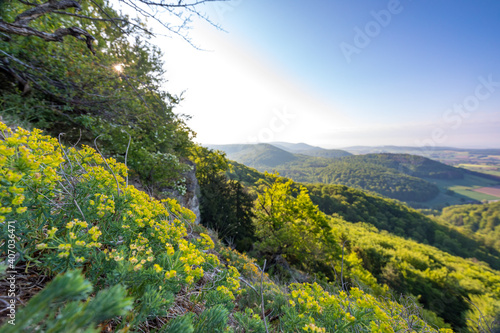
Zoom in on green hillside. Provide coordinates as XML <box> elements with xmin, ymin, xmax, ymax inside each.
<box><xmin>209</xmin><ymin>143</ymin><xmax>298</xmax><ymax>167</ymax></box>
<box><xmin>220</xmin><ymin>163</ymin><xmax>500</xmax><ymax>330</ymax></box>
<box><xmin>345</xmin><ymin>153</ymin><xmax>464</xmax><ymax>180</ymax></box>
<box><xmin>3</xmin><ymin>1</ymin><xmax>500</xmax><ymax>331</ymax></box>
<box><xmin>216</xmin><ymin>144</ymin><xmax>442</xmax><ymax>203</ymax></box>
<box><xmin>226</xmin><ymin>162</ymin><xmax>500</xmax><ymax>270</ymax></box>
<box><xmin>439</xmin><ymin>201</ymin><xmax>500</xmax><ymax>251</ymax></box>
<box><xmin>306</xmin><ymin>183</ymin><xmax>500</xmax><ymax>269</ymax></box>
<box><xmin>271</xmin><ymin>142</ymin><xmax>352</xmax><ymax>158</ymax></box>
<box><xmin>215</xmin><ymin>144</ymin><xmax>500</xmax><ymax>206</ymax></box>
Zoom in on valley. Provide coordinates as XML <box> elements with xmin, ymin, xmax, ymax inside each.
<box><xmin>210</xmin><ymin>142</ymin><xmax>500</xmax><ymax>209</ymax></box>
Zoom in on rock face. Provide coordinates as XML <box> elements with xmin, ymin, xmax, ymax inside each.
<box><xmin>182</xmin><ymin>160</ymin><xmax>201</xmax><ymax>224</ymax></box>
<box><xmin>164</xmin><ymin>160</ymin><xmax>201</xmax><ymax>224</ymax></box>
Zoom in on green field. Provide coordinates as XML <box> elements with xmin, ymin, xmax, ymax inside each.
<box><xmin>458</xmin><ymin>163</ymin><xmax>500</xmax><ymax>177</ymax></box>
<box><xmin>422</xmin><ymin>174</ymin><xmax>500</xmax><ymax>207</ymax></box>
<box><xmin>448</xmin><ymin>185</ymin><xmax>500</xmax><ymax>201</ymax></box>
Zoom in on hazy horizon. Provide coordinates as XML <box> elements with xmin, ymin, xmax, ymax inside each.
<box><xmin>204</xmin><ymin>141</ymin><xmax>500</xmax><ymax>151</ymax></box>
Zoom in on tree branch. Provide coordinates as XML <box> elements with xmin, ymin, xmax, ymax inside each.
<box><xmin>0</xmin><ymin>21</ymin><xmax>95</xmax><ymax>54</ymax></box>
<box><xmin>14</xmin><ymin>0</ymin><xmax>82</xmax><ymax>26</ymax></box>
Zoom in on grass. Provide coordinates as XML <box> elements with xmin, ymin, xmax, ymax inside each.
<box><xmin>448</xmin><ymin>186</ymin><xmax>499</xmax><ymax>201</ymax></box>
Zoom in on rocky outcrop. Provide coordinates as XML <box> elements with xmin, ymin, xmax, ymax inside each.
<box><xmin>163</xmin><ymin>160</ymin><xmax>201</xmax><ymax>224</ymax></box>
<box><xmin>130</xmin><ymin>159</ymin><xmax>201</xmax><ymax>224</ymax></box>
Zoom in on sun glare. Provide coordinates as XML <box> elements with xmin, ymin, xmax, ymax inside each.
<box><xmin>113</xmin><ymin>63</ymin><xmax>124</xmax><ymax>73</ymax></box>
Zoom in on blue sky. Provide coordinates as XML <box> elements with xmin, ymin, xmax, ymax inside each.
<box><xmin>154</xmin><ymin>0</ymin><xmax>500</xmax><ymax>148</ymax></box>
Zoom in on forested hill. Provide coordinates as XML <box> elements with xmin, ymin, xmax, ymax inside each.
<box><xmin>221</xmin><ymin>161</ymin><xmax>500</xmax><ymax>329</ymax></box>
<box><xmin>438</xmin><ymin>201</ymin><xmax>500</xmax><ymax>251</ymax></box>
<box><xmin>270</xmin><ymin>142</ymin><xmax>352</xmax><ymax>158</ymax></box>
<box><xmin>344</xmin><ymin>153</ymin><xmax>464</xmax><ymax>180</ymax></box>
<box><xmin>226</xmin><ymin>162</ymin><xmax>500</xmax><ymax>270</ymax></box>
<box><xmin>208</xmin><ymin>143</ymin><xmax>299</xmax><ymax>167</ymax></box>
<box><xmin>213</xmin><ymin>143</ymin><xmax>463</xmax><ymax>203</ymax></box>
<box><xmin>305</xmin><ymin>183</ymin><xmax>500</xmax><ymax>269</ymax></box>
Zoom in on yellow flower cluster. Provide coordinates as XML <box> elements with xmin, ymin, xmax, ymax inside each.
<box><xmin>1</xmin><ymin>123</ymin><xmax>231</xmax><ymax>305</ymax></box>
<box><xmin>0</xmin><ymin>124</ymin><xmax>64</xmax><ymax>222</ymax></box>
<box><xmin>226</xmin><ymin>265</ymin><xmax>241</xmax><ymax>293</ymax></box>
<box><xmin>303</xmin><ymin>323</ymin><xmax>326</xmax><ymax>333</ymax></box>
<box><xmin>284</xmin><ymin>282</ymin><xmax>450</xmax><ymax>332</ymax></box>
<box><xmin>162</xmin><ymin>197</ymin><xmax>196</xmax><ymax>224</ymax></box>
<box><xmin>36</xmin><ymin>218</ymin><xmax>102</xmax><ymax>265</ymax></box>
<box><xmin>219</xmin><ymin>246</ymin><xmax>264</xmax><ymax>282</ymax></box>
<box><xmin>216</xmin><ymin>285</ymin><xmax>235</xmax><ymax>300</ymax></box>
<box><xmin>91</xmin><ymin>193</ymin><xmax>115</xmax><ymax>218</ymax></box>
<box><xmin>290</xmin><ymin>284</ymin><xmax>323</xmax><ymax>314</ymax></box>
<box><xmin>88</xmin><ymin>226</ymin><xmax>102</xmax><ymax>242</ymax></box>
<box><xmin>199</xmin><ymin>233</ymin><xmax>215</xmax><ymax>250</ymax></box>
<box><xmin>105</xmin><ymin>248</ymin><xmax>125</xmax><ymax>262</ymax></box>
<box><xmin>164</xmin><ymin>270</ymin><xmax>177</xmax><ymax>279</ymax></box>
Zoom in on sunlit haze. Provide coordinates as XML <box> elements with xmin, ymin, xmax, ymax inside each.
<box><xmin>142</xmin><ymin>0</ymin><xmax>500</xmax><ymax>149</ymax></box>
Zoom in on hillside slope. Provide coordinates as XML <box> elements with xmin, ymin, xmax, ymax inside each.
<box><xmin>270</xmin><ymin>142</ymin><xmax>352</xmax><ymax>158</ymax></box>
<box><xmin>208</xmin><ymin>143</ymin><xmax>298</xmax><ymax>167</ymax></box>
<box><xmin>223</xmin><ymin>165</ymin><xmax>500</xmax><ymax>330</ymax></box>
<box><xmin>214</xmin><ymin>144</ymin><xmax>500</xmax><ymax>206</ymax></box>
<box><xmin>226</xmin><ymin>162</ymin><xmax>500</xmax><ymax>270</ymax></box>
<box><xmin>215</xmin><ymin>144</ymin><xmax>441</xmax><ymax>202</ymax></box>
<box><xmin>439</xmin><ymin>201</ymin><xmax>500</xmax><ymax>251</ymax></box>
<box><xmin>0</xmin><ymin>124</ymin><xmax>465</xmax><ymax>332</ymax></box>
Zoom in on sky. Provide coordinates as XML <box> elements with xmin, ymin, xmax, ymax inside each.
<box><xmin>144</xmin><ymin>0</ymin><xmax>500</xmax><ymax>148</ymax></box>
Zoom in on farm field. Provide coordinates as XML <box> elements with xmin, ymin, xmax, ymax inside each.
<box><xmin>423</xmin><ymin>174</ymin><xmax>500</xmax><ymax>206</ymax></box>
<box><xmin>473</xmin><ymin>185</ymin><xmax>500</xmax><ymax>198</ymax></box>
<box><xmin>458</xmin><ymin>163</ymin><xmax>500</xmax><ymax>177</ymax></box>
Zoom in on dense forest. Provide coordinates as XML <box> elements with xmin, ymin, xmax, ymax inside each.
<box><xmin>215</xmin><ymin>144</ymin><xmax>448</xmax><ymax>202</ymax></box>
<box><xmin>1</xmin><ymin>0</ymin><xmax>500</xmax><ymax>332</ymax></box>
<box><xmin>438</xmin><ymin>202</ymin><xmax>500</xmax><ymax>252</ymax></box>
<box><xmin>209</xmin><ymin>167</ymin><xmax>500</xmax><ymax>331</ymax></box>
<box><xmin>305</xmin><ymin>183</ymin><xmax>500</xmax><ymax>269</ymax></box>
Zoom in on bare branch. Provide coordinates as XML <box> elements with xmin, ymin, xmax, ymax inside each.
<box><xmin>124</xmin><ymin>131</ymin><xmax>131</xmax><ymax>187</ymax></box>
<box><xmin>52</xmin><ymin>10</ymin><xmax>126</xmax><ymax>23</ymax></box>
<box><xmin>1</xmin><ymin>0</ymin><xmax>231</xmax><ymax>55</ymax></box>
<box><xmin>0</xmin><ymin>21</ymin><xmax>95</xmax><ymax>54</ymax></box>
<box><xmin>14</xmin><ymin>0</ymin><xmax>82</xmax><ymax>26</ymax></box>
<box><xmin>18</xmin><ymin>0</ymin><xmax>41</xmax><ymax>6</ymax></box>
<box><xmin>259</xmin><ymin>259</ymin><xmax>269</xmax><ymax>333</ymax></box>
<box><xmin>89</xmin><ymin>0</ymin><xmax>152</xmax><ymax>35</ymax></box>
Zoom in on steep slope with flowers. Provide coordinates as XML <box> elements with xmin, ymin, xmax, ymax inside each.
<box><xmin>0</xmin><ymin>123</ymin><xmax>458</xmax><ymax>332</ymax></box>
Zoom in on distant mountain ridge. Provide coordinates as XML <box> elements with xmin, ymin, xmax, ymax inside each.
<box><xmin>342</xmin><ymin>145</ymin><xmax>500</xmax><ymax>155</ymax></box>
<box><xmin>270</xmin><ymin>142</ymin><xmax>352</xmax><ymax>158</ymax></box>
<box><xmin>208</xmin><ymin>143</ymin><xmax>489</xmax><ymax>204</ymax></box>
<box><xmin>208</xmin><ymin>143</ymin><xmax>298</xmax><ymax>167</ymax></box>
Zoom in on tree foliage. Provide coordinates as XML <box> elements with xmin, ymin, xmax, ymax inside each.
<box><xmin>0</xmin><ymin>0</ymin><xmax>197</xmax><ymax>188</ymax></box>
<box><xmin>193</xmin><ymin>146</ymin><xmax>255</xmax><ymax>251</ymax></box>
<box><xmin>439</xmin><ymin>201</ymin><xmax>500</xmax><ymax>252</ymax></box>
<box><xmin>306</xmin><ymin>183</ymin><xmax>500</xmax><ymax>270</ymax></box>
<box><xmin>199</xmin><ymin>172</ymin><xmax>256</xmax><ymax>251</ymax></box>
<box><xmin>253</xmin><ymin>174</ymin><xmax>340</xmax><ymax>278</ymax></box>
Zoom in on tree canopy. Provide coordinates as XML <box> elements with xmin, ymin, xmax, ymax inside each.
<box><xmin>0</xmin><ymin>0</ymin><xmax>229</xmax><ymax>189</ymax></box>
